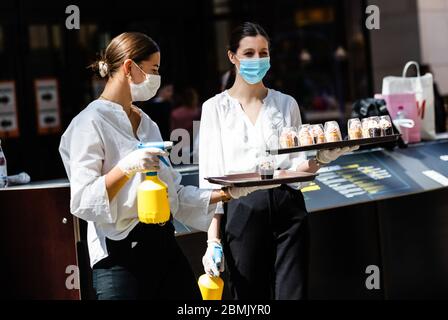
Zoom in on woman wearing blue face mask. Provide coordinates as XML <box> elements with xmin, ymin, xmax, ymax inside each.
<box><xmin>199</xmin><ymin>22</ymin><xmax>357</xmax><ymax>299</ymax></box>
<box><xmin>59</xmin><ymin>32</ymin><xmax>274</xmax><ymax>300</ymax></box>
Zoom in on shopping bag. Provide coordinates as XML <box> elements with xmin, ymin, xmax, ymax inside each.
<box><xmin>382</xmin><ymin>61</ymin><xmax>436</xmax><ymax>140</ymax></box>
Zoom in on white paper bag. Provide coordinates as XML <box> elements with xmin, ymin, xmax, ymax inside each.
<box><xmin>382</xmin><ymin>61</ymin><xmax>436</xmax><ymax>140</ymax></box>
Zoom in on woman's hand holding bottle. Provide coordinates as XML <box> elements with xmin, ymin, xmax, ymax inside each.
<box><xmin>117</xmin><ymin>148</ymin><xmax>168</xmax><ymax>177</ymax></box>
<box><xmin>202</xmin><ymin>239</ymin><xmax>225</xmax><ymax>277</ymax></box>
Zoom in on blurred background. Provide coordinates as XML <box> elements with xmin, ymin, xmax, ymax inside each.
<box><xmin>0</xmin><ymin>0</ymin><xmax>447</xmax><ymax>181</ymax></box>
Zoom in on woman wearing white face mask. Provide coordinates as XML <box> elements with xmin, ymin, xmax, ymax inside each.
<box><xmin>199</xmin><ymin>23</ymin><xmax>358</xmax><ymax>300</ymax></box>
<box><xmin>59</xmin><ymin>32</ymin><xmax>276</xmax><ymax>300</ymax></box>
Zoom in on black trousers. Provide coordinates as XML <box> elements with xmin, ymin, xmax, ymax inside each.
<box><xmin>222</xmin><ymin>185</ymin><xmax>309</xmax><ymax>300</ymax></box>
<box><xmin>92</xmin><ymin>222</ymin><xmax>201</xmax><ymax>300</ymax></box>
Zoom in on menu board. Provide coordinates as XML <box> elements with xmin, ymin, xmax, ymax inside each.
<box><xmin>399</xmin><ymin>141</ymin><xmax>448</xmax><ymax>177</ymax></box>
<box><xmin>303</xmin><ymin>141</ymin><xmax>448</xmax><ymax>212</ymax></box>
<box><xmin>315</xmin><ymin>163</ymin><xmax>403</xmax><ymax>199</ymax></box>
<box><xmin>34</xmin><ymin>78</ymin><xmax>61</xmax><ymax>134</ymax></box>
<box><xmin>0</xmin><ymin>81</ymin><xmax>19</xmax><ymax>138</ymax></box>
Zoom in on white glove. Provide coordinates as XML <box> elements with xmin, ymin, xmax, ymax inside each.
<box><xmin>117</xmin><ymin>148</ymin><xmax>168</xmax><ymax>177</ymax></box>
<box><xmin>316</xmin><ymin>146</ymin><xmax>359</xmax><ymax>164</ymax></box>
<box><xmin>202</xmin><ymin>239</ymin><xmax>225</xmax><ymax>277</ymax></box>
<box><xmin>228</xmin><ymin>184</ymin><xmax>281</xmax><ymax>199</ymax></box>
<box><xmin>7</xmin><ymin>172</ymin><xmax>31</xmax><ymax>185</ymax></box>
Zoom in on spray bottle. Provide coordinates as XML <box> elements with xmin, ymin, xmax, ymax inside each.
<box><xmin>198</xmin><ymin>274</ymin><xmax>224</xmax><ymax>300</ymax></box>
<box><xmin>395</xmin><ymin>106</ymin><xmax>414</xmax><ymax>144</ymax></box>
<box><xmin>137</xmin><ymin>141</ymin><xmax>173</xmax><ymax>224</ymax></box>
<box><xmin>198</xmin><ymin>240</ymin><xmax>225</xmax><ymax>300</ymax></box>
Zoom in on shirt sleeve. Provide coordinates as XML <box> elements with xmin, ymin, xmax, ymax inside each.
<box><xmin>198</xmin><ymin>99</ymin><xmax>226</xmax><ymax>214</ymax></box>
<box><xmin>169</xmin><ymin>167</ymin><xmax>214</xmax><ymax>232</ymax></box>
<box><xmin>59</xmin><ymin>120</ymin><xmax>117</xmax><ymax>224</ymax></box>
<box><xmin>288</xmin><ymin>98</ymin><xmax>307</xmax><ymax>171</ymax></box>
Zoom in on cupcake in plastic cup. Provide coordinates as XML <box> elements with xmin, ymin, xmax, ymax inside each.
<box><xmin>324</xmin><ymin>121</ymin><xmax>342</xmax><ymax>142</ymax></box>
<box><xmin>279</xmin><ymin>127</ymin><xmax>298</xmax><ymax>148</ymax></box>
<box><xmin>361</xmin><ymin>118</ymin><xmax>370</xmax><ymax>138</ymax></box>
<box><xmin>348</xmin><ymin>118</ymin><xmax>363</xmax><ymax>140</ymax></box>
<box><xmin>310</xmin><ymin>124</ymin><xmax>326</xmax><ymax>144</ymax></box>
<box><xmin>379</xmin><ymin>115</ymin><xmax>393</xmax><ymax>136</ymax></box>
<box><xmin>298</xmin><ymin>124</ymin><xmax>314</xmax><ymax>146</ymax></box>
<box><xmin>367</xmin><ymin>116</ymin><xmax>381</xmax><ymax>137</ymax></box>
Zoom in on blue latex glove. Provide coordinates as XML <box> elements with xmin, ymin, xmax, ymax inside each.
<box><xmin>202</xmin><ymin>240</ymin><xmax>225</xmax><ymax>277</ymax></box>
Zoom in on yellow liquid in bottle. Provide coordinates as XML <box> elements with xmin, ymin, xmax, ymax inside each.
<box><xmin>198</xmin><ymin>274</ymin><xmax>224</xmax><ymax>300</ymax></box>
<box><xmin>137</xmin><ymin>173</ymin><xmax>170</xmax><ymax>224</ymax></box>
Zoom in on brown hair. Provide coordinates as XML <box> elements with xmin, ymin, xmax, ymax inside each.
<box><xmin>228</xmin><ymin>22</ymin><xmax>270</xmax><ymax>53</ymax></box>
<box><xmin>89</xmin><ymin>32</ymin><xmax>160</xmax><ymax>79</ymax></box>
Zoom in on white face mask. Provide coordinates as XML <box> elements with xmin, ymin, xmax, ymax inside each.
<box><xmin>129</xmin><ymin>61</ymin><xmax>161</xmax><ymax>101</ymax></box>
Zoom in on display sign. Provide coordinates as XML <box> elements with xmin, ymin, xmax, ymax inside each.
<box><xmin>34</xmin><ymin>78</ymin><xmax>61</xmax><ymax>134</ymax></box>
<box><xmin>302</xmin><ymin>142</ymin><xmax>448</xmax><ymax>212</ymax></box>
<box><xmin>0</xmin><ymin>81</ymin><xmax>20</xmax><ymax>138</ymax></box>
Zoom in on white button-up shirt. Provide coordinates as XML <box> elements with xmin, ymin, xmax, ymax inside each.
<box><xmin>59</xmin><ymin>100</ymin><xmax>213</xmax><ymax>267</ymax></box>
<box><xmin>199</xmin><ymin>89</ymin><xmax>307</xmax><ymax>214</ymax></box>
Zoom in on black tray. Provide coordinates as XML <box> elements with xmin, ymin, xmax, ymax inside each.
<box><xmin>205</xmin><ymin>170</ymin><xmax>317</xmax><ymax>187</ymax></box>
<box><xmin>267</xmin><ymin>134</ymin><xmax>401</xmax><ymax>155</ymax></box>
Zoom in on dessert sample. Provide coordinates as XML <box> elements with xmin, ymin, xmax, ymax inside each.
<box><xmin>379</xmin><ymin>115</ymin><xmax>393</xmax><ymax>136</ymax></box>
<box><xmin>324</xmin><ymin>121</ymin><xmax>342</xmax><ymax>142</ymax></box>
<box><xmin>258</xmin><ymin>154</ymin><xmax>275</xmax><ymax>180</ymax></box>
<box><xmin>298</xmin><ymin>124</ymin><xmax>314</xmax><ymax>146</ymax></box>
<box><xmin>367</xmin><ymin>116</ymin><xmax>382</xmax><ymax>137</ymax></box>
<box><xmin>310</xmin><ymin>124</ymin><xmax>326</xmax><ymax>144</ymax></box>
<box><xmin>279</xmin><ymin>127</ymin><xmax>298</xmax><ymax>148</ymax></box>
<box><xmin>361</xmin><ymin>118</ymin><xmax>370</xmax><ymax>138</ymax></box>
<box><xmin>347</xmin><ymin>118</ymin><xmax>363</xmax><ymax>140</ymax></box>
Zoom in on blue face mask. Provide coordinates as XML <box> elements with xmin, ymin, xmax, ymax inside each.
<box><xmin>236</xmin><ymin>57</ymin><xmax>271</xmax><ymax>84</ymax></box>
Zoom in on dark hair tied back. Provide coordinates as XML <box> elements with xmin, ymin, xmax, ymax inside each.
<box><xmin>89</xmin><ymin>32</ymin><xmax>160</xmax><ymax>79</ymax></box>
<box><xmin>228</xmin><ymin>22</ymin><xmax>270</xmax><ymax>53</ymax></box>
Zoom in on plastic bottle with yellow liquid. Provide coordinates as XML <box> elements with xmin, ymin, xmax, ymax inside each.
<box><xmin>198</xmin><ymin>274</ymin><xmax>224</xmax><ymax>300</ymax></box>
<box><xmin>198</xmin><ymin>240</ymin><xmax>225</xmax><ymax>300</ymax></box>
<box><xmin>137</xmin><ymin>142</ymin><xmax>172</xmax><ymax>224</ymax></box>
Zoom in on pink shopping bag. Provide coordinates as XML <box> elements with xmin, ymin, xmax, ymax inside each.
<box><xmin>375</xmin><ymin>93</ymin><xmax>421</xmax><ymax>143</ymax></box>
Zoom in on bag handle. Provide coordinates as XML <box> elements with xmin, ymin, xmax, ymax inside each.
<box><xmin>402</xmin><ymin>61</ymin><xmax>424</xmax><ymax>99</ymax></box>
<box><xmin>402</xmin><ymin>61</ymin><xmax>421</xmax><ymax>78</ymax></box>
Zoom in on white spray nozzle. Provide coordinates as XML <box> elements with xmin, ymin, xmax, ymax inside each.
<box><xmin>393</xmin><ymin>119</ymin><xmax>415</xmax><ymax>129</ymax></box>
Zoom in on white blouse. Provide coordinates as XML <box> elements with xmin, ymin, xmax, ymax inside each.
<box><xmin>59</xmin><ymin>100</ymin><xmax>214</xmax><ymax>267</ymax></box>
<box><xmin>199</xmin><ymin>89</ymin><xmax>307</xmax><ymax>214</ymax></box>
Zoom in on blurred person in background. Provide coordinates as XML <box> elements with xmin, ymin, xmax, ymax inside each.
<box><xmin>170</xmin><ymin>87</ymin><xmax>201</xmax><ymax>136</ymax></box>
<box><xmin>170</xmin><ymin>87</ymin><xmax>202</xmax><ymax>163</ymax></box>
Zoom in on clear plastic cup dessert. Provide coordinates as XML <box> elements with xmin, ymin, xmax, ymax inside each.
<box><xmin>324</xmin><ymin>121</ymin><xmax>342</xmax><ymax>142</ymax></box>
<box><xmin>258</xmin><ymin>154</ymin><xmax>276</xmax><ymax>180</ymax></box>
<box><xmin>379</xmin><ymin>115</ymin><xmax>393</xmax><ymax>136</ymax></box>
<box><xmin>279</xmin><ymin>127</ymin><xmax>298</xmax><ymax>148</ymax></box>
<box><xmin>348</xmin><ymin>118</ymin><xmax>363</xmax><ymax>140</ymax></box>
<box><xmin>361</xmin><ymin>118</ymin><xmax>370</xmax><ymax>138</ymax></box>
<box><xmin>298</xmin><ymin>124</ymin><xmax>314</xmax><ymax>146</ymax></box>
<box><xmin>367</xmin><ymin>116</ymin><xmax>381</xmax><ymax>137</ymax></box>
<box><xmin>310</xmin><ymin>124</ymin><xmax>326</xmax><ymax>144</ymax></box>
